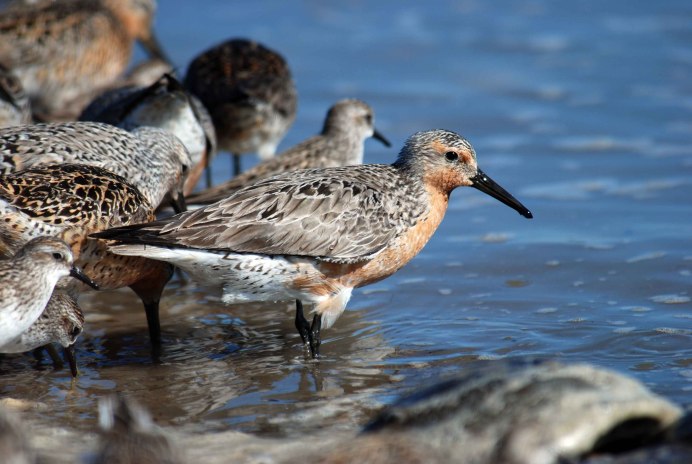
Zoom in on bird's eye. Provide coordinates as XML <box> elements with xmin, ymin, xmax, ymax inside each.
<box><xmin>364</xmin><ymin>114</ymin><xmax>373</xmax><ymax>125</ymax></box>
<box><xmin>70</xmin><ymin>326</ymin><xmax>82</xmax><ymax>338</ymax></box>
<box><xmin>52</xmin><ymin>252</ymin><xmax>64</xmax><ymax>261</ymax></box>
<box><xmin>445</xmin><ymin>151</ymin><xmax>459</xmax><ymax>162</ymax></box>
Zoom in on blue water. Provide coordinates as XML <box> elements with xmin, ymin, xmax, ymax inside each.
<box><xmin>2</xmin><ymin>0</ymin><xmax>691</xmax><ymax>438</ymax></box>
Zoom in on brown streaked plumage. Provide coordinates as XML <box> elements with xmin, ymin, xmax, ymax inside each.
<box><xmin>94</xmin><ymin>130</ymin><xmax>533</xmax><ymax>357</ymax></box>
<box><xmin>0</xmin><ymin>121</ymin><xmax>191</xmax><ymax>212</ymax></box>
<box><xmin>80</xmin><ymin>74</ymin><xmax>217</xmax><ymax>196</ymax></box>
<box><xmin>0</xmin><ymin>163</ymin><xmax>173</xmax><ymax>345</ymax></box>
<box><xmin>0</xmin><ymin>0</ymin><xmax>169</xmax><ymax>120</ymax></box>
<box><xmin>184</xmin><ymin>38</ymin><xmax>297</xmax><ymax>176</ymax></box>
<box><xmin>187</xmin><ymin>98</ymin><xmax>390</xmax><ymax>205</ymax></box>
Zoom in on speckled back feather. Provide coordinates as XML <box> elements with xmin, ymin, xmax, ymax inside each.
<box><xmin>0</xmin><ymin>121</ymin><xmax>191</xmax><ymax>209</ymax></box>
<box><xmin>0</xmin><ymin>163</ymin><xmax>152</xmax><ymax>257</ymax></box>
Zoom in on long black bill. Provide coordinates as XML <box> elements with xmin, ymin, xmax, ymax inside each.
<box><xmin>63</xmin><ymin>344</ymin><xmax>78</xmax><ymax>377</ymax></box>
<box><xmin>69</xmin><ymin>266</ymin><xmax>100</xmax><ymax>290</ymax></box>
<box><xmin>471</xmin><ymin>169</ymin><xmax>533</xmax><ymax>219</ymax></box>
<box><xmin>373</xmin><ymin>129</ymin><xmax>391</xmax><ymax>147</ymax></box>
<box><xmin>170</xmin><ymin>191</ymin><xmax>187</xmax><ymax>213</ymax></box>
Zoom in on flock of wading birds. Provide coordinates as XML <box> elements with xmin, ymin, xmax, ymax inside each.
<box><xmin>0</xmin><ymin>0</ymin><xmax>533</xmax><ymax>379</ymax></box>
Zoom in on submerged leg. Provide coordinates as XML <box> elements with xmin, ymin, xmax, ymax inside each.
<box><xmin>144</xmin><ymin>301</ymin><xmax>162</xmax><ymax>346</ymax></box>
<box><xmin>63</xmin><ymin>344</ymin><xmax>78</xmax><ymax>377</ymax></box>
<box><xmin>43</xmin><ymin>344</ymin><xmax>62</xmax><ymax>367</ymax></box>
<box><xmin>295</xmin><ymin>300</ymin><xmax>311</xmax><ymax>345</ymax></box>
<box><xmin>294</xmin><ymin>301</ymin><xmax>322</xmax><ymax>358</ymax></box>
<box><xmin>309</xmin><ymin>314</ymin><xmax>322</xmax><ymax>358</ymax></box>
<box><xmin>129</xmin><ymin>262</ymin><xmax>173</xmax><ymax>350</ymax></box>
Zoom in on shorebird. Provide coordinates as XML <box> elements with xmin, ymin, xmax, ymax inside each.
<box><xmin>184</xmin><ymin>38</ymin><xmax>297</xmax><ymax>176</ymax></box>
<box><xmin>0</xmin><ymin>292</ymin><xmax>84</xmax><ymax>377</ymax></box>
<box><xmin>0</xmin><ymin>0</ymin><xmax>169</xmax><ymax>120</ymax></box>
<box><xmin>0</xmin><ymin>236</ymin><xmax>96</xmax><ymax>348</ymax></box>
<box><xmin>96</xmin><ymin>395</ymin><xmax>183</xmax><ymax>464</ymax></box>
<box><xmin>188</xmin><ymin>98</ymin><xmax>390</xmax><ymax>205</ymax></box>
<box><xmin>0</xmin><ymin>163</ymin><xmax>172</xmax><ymax>345</ymax></box>
<box><xmin>80</xmin><ymin>74</ymin><xmax>217</xmax><ymax>196</ymax></box>
<box><xmin>0</xmin><ymin>62</ymin><xmax>31</xmax><ymax>128</ymax></box>
<box><xmin>0</xmin><ymin>121</ymin><xmax>191</xmax><ymax>213</ymax></box>
<box><xmin>93</xmin><ymin>130</ymin><xmax>533</xmax><ymax>357</ymax></box>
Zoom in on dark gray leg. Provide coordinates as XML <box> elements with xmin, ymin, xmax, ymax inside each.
<box><xmin>309</xmin><ymin>314</ymin><xmax>322</xmax><ymax>358</ymax></box>
<box><xmin>232</xmin><ymin>153</ymin><xmax>242</xmax><ymax>176</ymax></box>
<box><xmin>205</xmin><ymin>165</ymin><xmax>213</xmax><ymax>188</ymax></box>
<box><xmin>295</xmin><ymin>300</ymin><xmax>310</xmax><ymax>345</ymax></box>
<box><xmin>144</xmin><ymin>301</ymin><xmax>162</xmax><ymax>350</ymax></box>
<box><xmin>294</xmin><ymin>300</ymin><xmax>322</xmax><ymax>358</ymax></box>
<box><xmin>63</xmin><ymin>344</ymin><xmax>78</xmax><ymax>377</ymax></box>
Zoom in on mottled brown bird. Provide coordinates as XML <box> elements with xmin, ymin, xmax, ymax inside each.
<box><xmin>185</xmin><ymin>38</ymin><xmax>297</xmax><ymax>176</ymax></box>
<box><xmin>0</xmin><ymin>0</ymin><xmax>169</xmax><ymax>119</ymax></box>
<box><xmin>0</xmin><ymin>164</ymin><xmax>172</xmax><ymax>345</ymax></box>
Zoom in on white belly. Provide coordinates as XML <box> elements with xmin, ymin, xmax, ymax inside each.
<box><xmin>109</xmin><ymin>245</ymin><xmax>323</xmax><ymax>305</ymax></box>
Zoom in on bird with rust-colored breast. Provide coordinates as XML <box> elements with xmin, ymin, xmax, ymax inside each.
<box><xmin>0</xmin><ymin>163</ymin><xmax>173</xmax><ymax>347</ymax></box>
<box><xmin>93</xmin><ymin>130</ymin><xmax>533</xmax><ymax>357</ymax></box>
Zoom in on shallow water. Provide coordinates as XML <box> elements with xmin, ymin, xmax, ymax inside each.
<box><xmin>1</xmin><ymin>0</ymin><xmax>691</xmax><ymax>445</ymax></box>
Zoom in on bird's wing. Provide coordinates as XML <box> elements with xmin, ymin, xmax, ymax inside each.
<box><xmin>96</xmin><ymin>165</ymin><xmax>426</xmax><ymax>263</ymax></box>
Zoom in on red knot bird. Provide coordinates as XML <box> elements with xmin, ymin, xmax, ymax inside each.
<box><xmin>0</xmin><ymin>0</ymin><xmax>169</xmax><ymax>120</ymax></box>
<box><xmin>184</xmin><ymin>38</ymin><xmax>297</xmax><ymax>176</ymax></box>
<box><xmin>80</xmin><ymin>74</ymin><xmax>217</xmax><ymax>196</ymax></box>
<box><xmin>93</xmin><ymin>129</ymin><xmax>532</xmax><ymax>357</ymax></box>
<box><xmin>0</xmin><ymin>121</ymin><xmax>191</xmax><ymax>213</ymax></box>
<box><xmin>0</xmin><ymin>236</ymin><xmax>96</xmax><ymax>349</ymax></box>
<box><xmin>0</xmin><ymin>62</ymin><xmax>31</xmax><ymax>127</ymax></box>
<box><xmin>0</xmin><ymin>292</ymin><xmax>84</xmax><ymax>377</ymax></box>
<box><xmin>95</xmin><ymin>395</ymin><xmax>183</xmax><ymax>464</ymax></box>
<box><xmin>0</xmin><ymin>163</ymin><xmax>172</xmax><ymax>346</ymax></box>
<box><xmin>187</xmin><ymin>98</ymin><xmax>390</xmax><ymax>205</ymax></box>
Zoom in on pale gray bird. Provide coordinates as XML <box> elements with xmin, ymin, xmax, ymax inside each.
<box><xmin>0</xmin><ymin>237</ymin><xmax>96</xmax><ymax>348</ymax></box>
<box><xmin>0</xmin><ymin>292</ymin><xmax>84</xmax><ymax>377</ymax></box>
<box><xmin>187</xmin><ymin>98</ymin><xmax>390</xmax><ymax>205</ymax></box>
